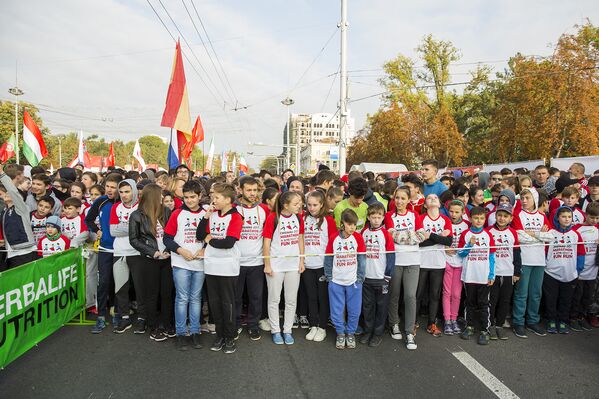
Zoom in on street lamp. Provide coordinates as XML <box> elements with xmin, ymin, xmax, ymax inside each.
<box><xmin>8</xmin><ymin>86</ymin><xmax>24</xmax><ymax>164</ymax></box>
<box><xmin>281</xmin><ymin>97</ymin><xmax>295</xmax><ymax>173</ymax></box>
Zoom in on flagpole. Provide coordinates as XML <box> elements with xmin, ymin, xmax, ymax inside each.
<box><xmin>202</xmin><ymin>139</ymin><xmax>205</xmax><ymax>173</ymax></box>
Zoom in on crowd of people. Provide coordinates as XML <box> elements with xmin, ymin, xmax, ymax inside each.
<box><xmin>0</xmin><ymin>159</ymin><xmax>598</xmax><ymax>354</ymax></box>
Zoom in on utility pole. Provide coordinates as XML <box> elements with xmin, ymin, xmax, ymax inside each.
<box><xmin>58</xmin><ymin>136</ymin><xmax>63</xmax><ymax>167</ymax></box>
<box><xmin>8</xmin><ymin>86</ymin><xmax>24</xmax><ymax>164</ymax></box>
<box><xmin>338</xmin><ymin>0</ymin><xmax>348</xmax><ymax>175</ymax></box>
<box><xmin>281</xmin><ymin>97</ymin><xmax>294</xmax><ymax>171</ymax></box>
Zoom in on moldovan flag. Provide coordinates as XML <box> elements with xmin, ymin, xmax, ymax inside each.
<box><xmin>204</xmin><ymin>137</ymin><xmax>215</xmax><ymax>172</ymax></box>
<box><xmin>168</xmin><ymin>130</ymin><xmax>184</xmax><ymax>169</ymax></box>
<box><xmin>132</xmin><ymin>139</ymin><xmax>146</xmax><ymax>170</ymax></box>
<box><xmin>106</xmin><ymin>143</ymin><xmax>115</xmax><ymax>167</ymax></box>
<box><xmin>161</xmin><ymin>40</ymin><xmax>192</xmax><ymax>137</ymax></box>
<box><xmin>0</xmin><ymin>134</ymin><xmax>16</xmax><ymax>163</ymax></box>
<box><xmin>22</xmin><ymin>110</ymin><xmax>48</xmax><ymax>166</ymax></box>
<box><xmin>239</xmin><ymin>156</ymin><xmax>248</xmax><ymax>175</ymax></box>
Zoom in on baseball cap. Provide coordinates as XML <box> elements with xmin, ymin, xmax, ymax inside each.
<box><xmin>496</xmin><ymin>203</ymin><xmax>513</xmax><ymax>215</ymax></box>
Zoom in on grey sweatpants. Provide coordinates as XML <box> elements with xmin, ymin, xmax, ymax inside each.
<box><xmin>387</xmin><ymin>265</ymin><xmax>420</xmax><ymax>334</ymax></box>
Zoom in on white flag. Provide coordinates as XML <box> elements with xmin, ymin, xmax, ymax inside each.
<box><xmin>205</xmin><ymin>137</ymin><xmax>215</xmax><ymax>173</ymax></box>
<box><xmin>221</xmin><ymin>150</ymin><xmax>228</xmax><ymax>172</ymax></box>
<box><xmin>132</xmin><ymin>139</ymin><xmax>146</xmax><ymax>170</ymax></box>
<box><xmin>231</xmin><ymin>154</ymin><xmax>237</xmax><ymax>175</ymax></box>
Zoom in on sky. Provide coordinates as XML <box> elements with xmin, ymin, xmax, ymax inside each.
<box><xmin>1</xmin><ymin>0</ymin><xmax>597</xmax><ymax>168</ymax></box>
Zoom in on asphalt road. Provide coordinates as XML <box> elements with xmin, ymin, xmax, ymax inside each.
<box><xmin>1</xmin><ymin>319</ymin><xmax>599</xmax><ymax>399</ymax></box>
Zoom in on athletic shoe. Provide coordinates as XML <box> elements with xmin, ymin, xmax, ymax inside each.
<box><xmin>113</xmin><ymin>317</ymin><xmax>132</xmax><ymax>334</ymax></box>
<box><xmin>166</xmin><ymin>327</ymin><xmax>176</xmax><ymax>338</ymax></box>
<box><xmin>526</xmin><ymin>323</ymin><xmax>547</xmax><ymax>336</ymax></box>
<box><xmin>283</xmin><ymin>333</ymin><xmax>294</xmax><ymax>345</ymax></box>
<box><xmin>547</xmin><ymin>321</ymin><xmax>557</xmax><ymax>334</ymax></box>
<box><xmin>299</xmin><ymin>316</ymin><xmax>310</xmax><ymax>329</ymax></box>
<box><xmin>234</xmin><ymin>327</ymin><xmax>242</xmax><ymax>340</ymax></box>
<box><xmin>191</xmin><ymin>333</ymin><xmax>202</xmax><ymax>349</ymax></box>
<box><xmin>460</xmin><ymin>326</ymin><xmax>474</xmax><ymax>340</ymax></box>
<box><xmin>569</xmin><ymin>319</ymin><xmax>582</xmax><ymax>332</ymax></box>
<box><xmin>91</xmin><ymin>317</ymin><xmax>106</xmax><ymax>334</ymax></box>
<box><xmin>496</xmin><ymin>326</ymin><xmax>508</xmax><ymax>340</ymax></box>
<box><xmin>590</xmin><ymin>316</ymin><xmax>599</xmax><ymax>328</ymax></box>
<box><xmin>313</xmin><ymin>327</ymin><xmax>327</xmax><ymax>342</ymax></box>
<box><xmin>443</xmin><ymin>321</ymin><xmax>454</xmax><ymax>336</ymax></box>
<box><xmin>477</xmin><ymin>331</ymin><xmax>490</xmax><ymax>345</ymax></box>
<box><xmin>223</xmin><ymin>339</ymin><xmax>236</xmax><ymax>354</ymax></box>
<box><xmin>346</xmin><ymin>334</ymin><xmax>356</xmax><ymax>349</ymax></box>
<box><xmin>248</xmin><ymin>329</ymin><xmax>261</xmax><ymax>341</ymax></box>
<box><xmin>292</xmin><ymin>315</ymin><xmax>299</xmax><ymax>329</ymax></box>
<box><xmin>405</xmin><ymin>333</ymin><xmax>417</xmax><ymax>350</ymax></box>
<box><xmin>272</xmin><ymin>333</ymin><xmax>284</xmax><ymax>345</ymax></box>
<box><xmin>359</xmin><ymin>333</ymin><xmax>371</xmax><ymax>345</ymax></box>
<box><xmin>558</xmin><ymin>322</ymin><xmax>570</xmax><ymax>334</ymax></box>
<box><xmin>427</xmin><ymin>323</ymin><xmax>442</xmax><ymax>337</ymax></box>
<box><xmin>513</xmin><ymin>325</ymin><xmax>528</xmax><ymax>338</ymax></box>
<box><xmin>580</xmin><ymin>318</ymin><xmax>593</xmax><ymax>331</ymax></box>
<box><xmin>133</xmin><ymin>318</ymin><xmax>146</xmax><ymax>334</ymax></box>
<box><xmin>306</xmin><ymin>326</ymin><xmax>318</xmax><ymax>341</ymax></box>
<box><xmin>176</xmin><ymin>336</ymin><xmax>189</xmax><ymax>351</ymax></box>
<box><xmin>150</xmin><ymin>329</ymin><xmax>168</xmax><ymax>342</ymax></box>
<box><xmin>368</xmin><ymin>335</ymin><xmax>382</xmax><ymax>347</ymax></box>
<box><xmin>259</xmin><ymin>318</ymin><xmax>271</xmax><ymax>331</ymax></box>
<box><xmin>451</xmin><ymin>320</ymin><xmax>461</xmax><ymax>335</ymax></box>
<box><xmin>210</xmin><ymin>337</ymin><xmax>226</xmax><ymax>351</ymax></box>
<box><xmin>390</xmin><ymin>324</ymin><xmax>402</xmax><ymax>340</ymax></box>
<box><xmin>488</xmin><ymin>326</ymin><xmax>498</xmax><ymax>340</ymax></box>
<box><xmin>336</xmin><ymin>334</ymin><xmax>346</xmax><ymax>349</ymax></box>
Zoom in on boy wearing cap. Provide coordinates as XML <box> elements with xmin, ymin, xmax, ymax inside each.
<box><xmin>487</xmin><ymin>203</ymin><xmax>521</xmax><ymax>340</ymax></box>
<box><xmin>581</xmin><ymin>176</ymin><xmax>599</xmax><ymax>212</ymax></box>
<box><xmin>38</xmin><ymin>216</ymin><xmax>71</xmax><ymax>258</ymax></box>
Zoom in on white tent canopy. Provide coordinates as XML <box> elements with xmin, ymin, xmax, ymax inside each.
<box><xmin>349</xmin><ymin>162</ymin><xmax>408</xmax><ymax>173</ymax></box>
<box><xmin>482</xmin><ymin>160</ymin><xmax>545</xmax><ymax>173</ymax></box>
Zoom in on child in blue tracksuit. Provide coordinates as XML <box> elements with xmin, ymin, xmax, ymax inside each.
<box><xmin>325</xmin><ymin>209</ymin><xmax>366</xmax><ymax>350</ymax></box>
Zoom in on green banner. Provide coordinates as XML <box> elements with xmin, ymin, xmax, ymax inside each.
<box><xmin>0</xmin><ymin>248</ymin><xmax>84</xmax><ymax>368</ymax></box>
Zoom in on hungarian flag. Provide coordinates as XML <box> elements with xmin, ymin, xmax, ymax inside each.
<box><xmin>181</xmin><ymin>115</ymin><xmax>204</xmax><ymax>161</ymax></box>
<box><xmin>22</xmin><ymin>110</ymin><xmax>48</xmax><ymax>166</ymax></box>
<box><xmin>0</xmin><ymin>134</ymin><xmax>17</xmax><ymax>163</ymax></box>
<box><xmin>106</xmin><ymin>143</ymin><xmax>115</xmax><ymax>167</ymax></box>
<box><xmin>161</xmin><ymin>40</ymin><xmax>192</xmax><ymax>137</ymax></box>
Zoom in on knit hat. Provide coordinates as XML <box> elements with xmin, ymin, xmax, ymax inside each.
<box><xmin>498</xmin><ymin>189</ymin><xmax>516</xmax><ymax>206</ymax></box>
<box><xmin>46</xmin><ymin>215</ymin><xmax>62</xmax><ymax>230</ymax></box>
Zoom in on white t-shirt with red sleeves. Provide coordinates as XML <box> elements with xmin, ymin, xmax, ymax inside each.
<box><xmin>236</xmin><ymin>203</ymin><xmax>269</xmax><ymax>266</ymax></box>
<box><xmin>575</xmin><ymin>224</ymin><xmax>599</xmax><ymax>280</ymax></box>
<box><xmin>549</xmin><ymin>207</ymin><xmax>586</xmax><ymax>226</ymax></box>
<box><xmin>362</xmin><ymin>226</ymin><xmax>394</xmax><ymax>279</ymax></box>
<box><xmin>156</xmin><ymin>222</ymin><xmax>166</xmax><ymax>253</ymax></box>
<box><xmin>79</xmin><ymin>202</ymin><xmax>91</xmax><ymax>215</ymax></box>
<box><xmin>38</xmin><ymin>235</ymin><xmax>71</xmax><ymax>258</ymax></box>
<box><xmin>109</xmin><ymin>201</ymin><xmax>139</xmax><ymax>256</ymax></box>
<box><xmin>545</xmin><ymin>228</ymin><xmax>586</xmax><ymax>282</ymax></box>
<box><xmin>61</xmin><ymin>214</ymin><xmax>88</xmax><ymax>246</ymax></box>
<box><xmin>447</xmin><ymin>219</ymin><xmax>470</xmax><ymax>267</ymax></box>
<box><xmin>458</xmin><ymin>229</ymin><xmax>496</xmax><ymax>284</ymax></box>
<box><xmin>31</xmin><ymin>212</ymin><xmax>48</xmax><ymax>244</ymax></box>
<box><xmin>419</xmin><ymin>213</ymin><xmax>452</xmax><ymax>269</ymax></box>
<box><xmin>263</xmin><ymin>213</ymin><xmax>304</xmax><ymax>273</ymax></box>
<box><xmin>304</xmin><ymin>214</ymin><xmax>336</xmax><ymax>269</ymax></box>
<box><xmin>203</xmin><ymin>210</ymin><xmax>243</xmax><ymax>276</ymax></box>
<box><xmin>512</xmin><ymin>209</ymin><xmax>551</xmax><ymax>266</ymax></box>
<box><xmin>384</xmin><ymin>209</ymin><xmax>422</xmax><ymax>266</ymax></box>
<box><xmin>326</xmin><ymin>231</ymin><xmax>366</xmax><ymax>285</ymax></box>
<box><xmin>488</xmin><ymin>226</ymin><xmax>519</xmax><ymax>276</ymax></box>
<box><xmin>164</xmin><ymin>207</ymin><xmax>206</xmax><ymax>271</ymax></box>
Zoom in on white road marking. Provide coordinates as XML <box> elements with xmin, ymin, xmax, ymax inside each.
<box><xmin>452</xmin><ymin>350</ymin><xmax>520</xmax><ymax>399</ymax></box>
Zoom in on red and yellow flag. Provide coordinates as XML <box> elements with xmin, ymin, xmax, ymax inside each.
<box><xmin>161</xmin><ymin>39</ymin><xmax>192</xmax><ymax>137</ymax></box>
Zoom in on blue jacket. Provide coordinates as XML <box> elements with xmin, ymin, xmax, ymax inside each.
<box><xmin>85</xmin><ymin>195</ymin><xmax>116</xmax><ymax>250</ymax></box>
<box><xmin>0</xmin><ymin>173</ymin><xmax>36</xmax><ymax>250</ymax></box>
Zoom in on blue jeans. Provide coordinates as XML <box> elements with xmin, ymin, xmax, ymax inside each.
<box><xmin>328</xmin><ymin>281</ymin><xmax>362</xmax><ymax>335</ymax></box>
<box><xmin>512</xmin><ymin>265</ymin><xmax>544</xmax><ymax>326</ymax></box>
<box><xmin>172</xmin><ymin>266</ymin><xmax>205</xmax><ymax>336</ymax></box>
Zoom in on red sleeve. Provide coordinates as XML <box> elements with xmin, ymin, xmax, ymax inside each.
<box><xmin>259</xmin><ymin>203</ymin><xmax>271</xmax><ymax>220</ymax></box>
<box><xmin>298</xmin><ymin>214</ymin><xmax>305</xmax><ymax>234</ymax></box>
<box><xmin>510</xmin><ymin>227</ymin><xmax>520</xmax><ymax>246</ymax></box>
<box><xmin>325</xmin><ymin>215</ymin><xmax>337</xmax><ymax>239</ymax></box>
<box><xmin>384</xmin><ymin>212</ymin><xmax>394</xmax><ymax>229</ymax></box>
<box><xmin>37</xmin><ymin>237</ymin><xmax>43</xmax><ymax>251</ymax></box>
<box><xmin>576</xmin><ymin>231</ymin><xmax>586</xmax><ymax>256</ymax></box>
<box><xmin>174</xmin><ymin>197</ymin><xmax>183</xmax><ymax>209</ymax></box>
<box><xmin>164</xmin><ymin>209</ymin><xmax>182</xmax><ymax>236</ymax></box>
<box><xmin>109</xmin><ymin>202</ymin><xmax>120</xmax><ymax>225</ymax></box>
<box><xmin>354</xmin><ymin>232</ymin><xmax>366</xmax><ymax>253</ymax></box>
<box><xmin>326</xmin><ymin>233</ymin><xmax>338</xmax><ymax>254</ymax></box>
<box><xmin>80</xmin><ymin>215</ymin><xmax>88</xmax><ymax>232</ymax></box>
<box><xmin>511</xmin><ymin>211</ymin><xmax>523</xmax><ymax>230</ymax></box>
<box><xmin>458</xmin><ymin>230</ymin><xmax>468</xmax><ymax>249</ymax></box>
<box><xmin>487</xmin><ymin>230</ymin><xmax>496</xmax><ymax>253</ymax></box>
<box><xmin>542</xmin><ymin>213</ymin><xmax>551</xmax><ymax>229</ymax></box>
<box><xmin>388</xmin><ymin>200</ymin><xmax>396</xmax><ymax>213</ymax></box>
<box><xmin>442</xmin><ymin>215</ymin><xmax>452</xmax><ymax>236</ymax></box>
<box><xmin>226</xmin><ymin>213</ymin><xmax>243</xmax><ymax>239</ymax></box>
<box><xmin>63</xmin><ymin>236</ymin><xmax>71</xmax><ymax>250</ymax></box>
<box><xmin>414</xmin><ymin>212</ymin><xmax>424</xmax><ymax>230</ymax></box>
<box><xmin>549</xmin><ymin>198</ymin><xmax>561</xmax><ymax>215</ymax></box>
<box><xmin>383</xmin><ymin>228</ymin><xmax>395</xmax><ymax>251</ymax></box>
<box><xmin>262</xmin><ymin>213</ymin><xmax>276</xmax><ymax>239</ymax></box>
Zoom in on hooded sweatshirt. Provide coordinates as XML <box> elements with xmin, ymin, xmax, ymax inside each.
<box><xmin>487</xmin><ymin>189</ymin><xmax>516</xmax><ymax>227</ymax></box>
<box><xmin>512</xmin><ymin>188</ymin><xmax>553</xmax><ymax>266</ymax></box>
<box><xmin>109</xmin><ymin>179</ymin><xmax>140</xmax><ymax>256</ymax></box>
<box><xmin>545</xmin><ymin>206</ymin><xmax>586</xmax><ymax>282</ymax></box>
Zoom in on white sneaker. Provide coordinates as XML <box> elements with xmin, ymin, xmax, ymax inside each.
<box><xmin>306</xmin><ymin>326</ymin><xmax>318</xmax><ymax>341</ymax></box>
<box><xmin>259</xmin><ymin>318</ymin><xmax>271</xmax><ymax>331</ymax></box>
<box><xmin>313</xmin><ymin>327</ymin><xmax>327</xmax><ymax>342</ymax></box>
<box><xmin>405</xmin><ymin>333</ymin><xmax>417</xmax><ymax>350</ymax></box>
<box><xmin>390</xmin><ymin>323</ymin><xmax>402</xmax><ymax>340</ymax></box>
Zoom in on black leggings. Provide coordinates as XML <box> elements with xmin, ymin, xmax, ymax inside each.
<box><xmin>416</xmin><ymin>268</ymin><xmax>444</xmax><ymax>325</ymax></box>
<box><xmin>301</xmin><ymin>268</ymin><xmax>329</xmax><ymax>327</ymax></box>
